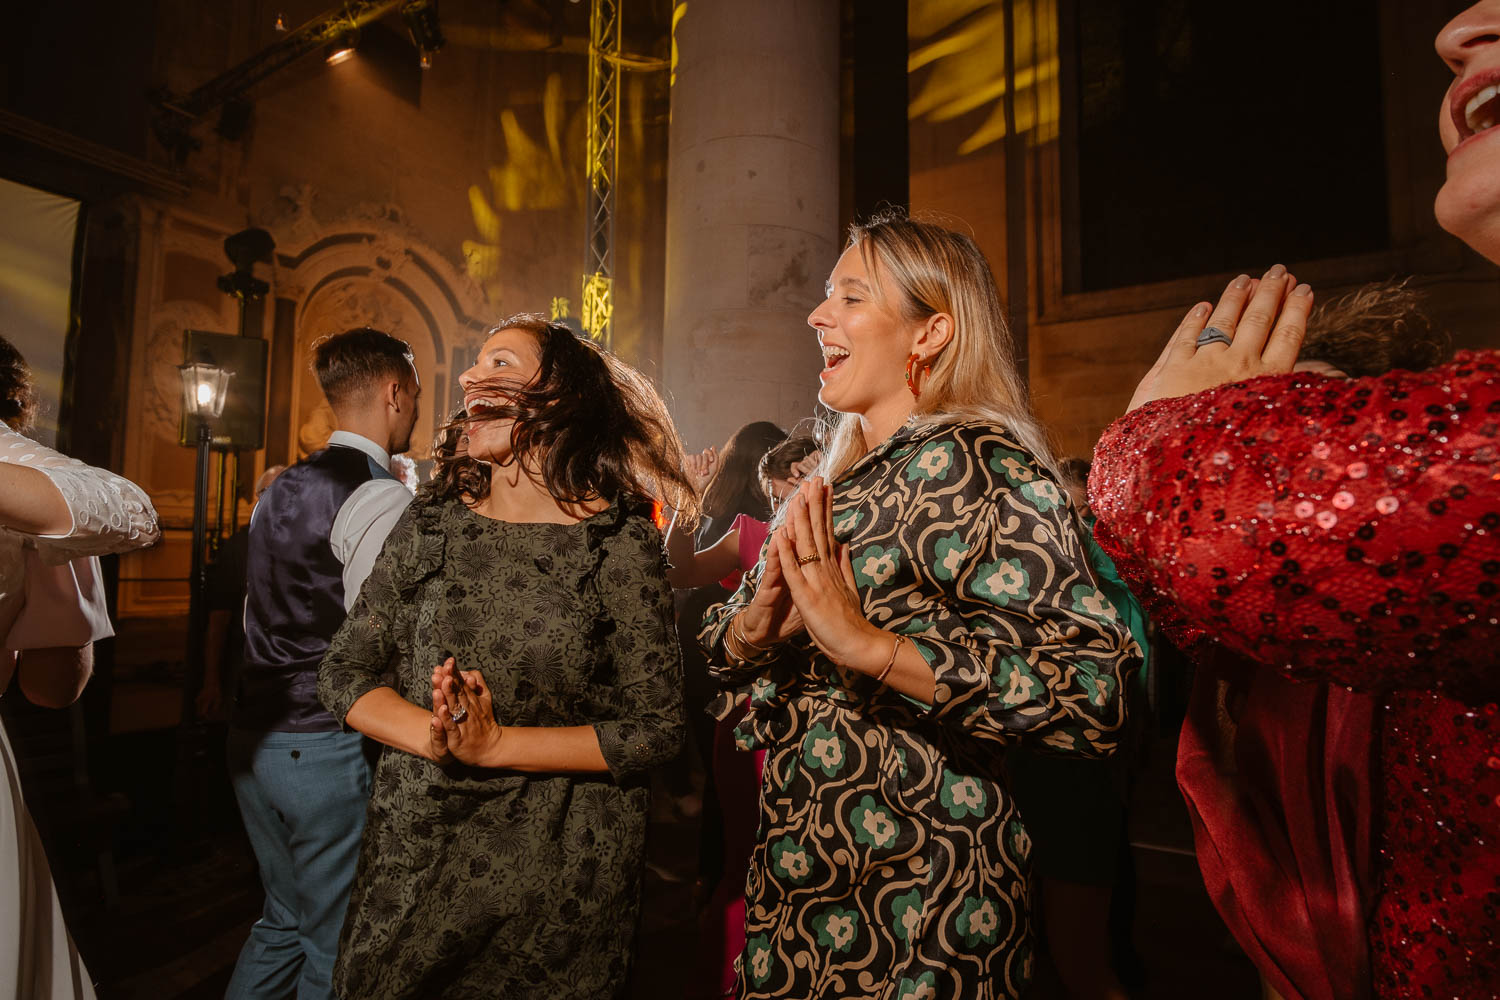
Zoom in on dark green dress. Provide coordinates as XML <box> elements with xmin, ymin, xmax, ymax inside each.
<box><xmin>317</xmin><ymin>497</ymin><xmax>684</xmax><ymax>1000</ymax></box>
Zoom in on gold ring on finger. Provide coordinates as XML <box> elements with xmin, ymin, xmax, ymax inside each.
<box><xmin>797</xmin><ymin>553</ymin><xmax>821</xmax><ymax>566</ymax></box>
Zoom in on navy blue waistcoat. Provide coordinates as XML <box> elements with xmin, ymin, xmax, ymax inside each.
<box><xmin>236</xmin><ymin>444</ymin><xmax>395</xmax><ymax>732</ymax></box>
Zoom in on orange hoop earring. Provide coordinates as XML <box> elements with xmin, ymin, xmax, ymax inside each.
<box><xmin>905</xmin><ymin>354</ymin><xmax>932</xmax><ymax>400</ymax></box>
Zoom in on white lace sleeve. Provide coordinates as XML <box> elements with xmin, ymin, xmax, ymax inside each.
<box><xmin>1</xmin><ymin>424</ymin><xmax>160</xmax><ymax>558</ymax></box>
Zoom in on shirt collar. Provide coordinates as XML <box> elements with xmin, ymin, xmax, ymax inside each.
<box><xmin>327</xmin><ymin>430</ymin><xmax>392</xmax><ymax>472</ymax></box>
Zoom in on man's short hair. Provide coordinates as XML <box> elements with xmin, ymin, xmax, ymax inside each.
<box><xmin>314</xmin><ymin>328</ymin><xmax>415</xmax><ymax>408</ymax></box>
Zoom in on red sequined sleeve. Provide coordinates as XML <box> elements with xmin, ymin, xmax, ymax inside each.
<box><xmin>1088</xmin><ymin>351</ymin><xmax>1500</xmax><ymax>702</ymax></box>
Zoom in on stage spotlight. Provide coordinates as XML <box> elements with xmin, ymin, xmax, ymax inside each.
<box><xmin>401</xmin><ymin>1</ymin><xmax>445</xmax><ymax>67</ymax></box>
<box><xmin>325</xmin><ymin>29</ymin><xmax>358</xmax><ymax>65</ymax></box>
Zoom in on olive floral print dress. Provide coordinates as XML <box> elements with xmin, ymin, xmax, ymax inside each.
<box><xmin>318</xmin><ymin>498</ymin><xmax>683</xmax><ymax>1000</ymax></box>
<box><xmin>702</xmin><ymin>421</ymin><xmax>1142</xmax><ymax>1000</ymax></box>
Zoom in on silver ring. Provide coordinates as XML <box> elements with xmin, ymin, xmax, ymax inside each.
<box><xmin>1196</xmin><ymin>326</ymin><xmax>1233</xmax><ymax>348</ymax></box>
<box><xmin>449</xmin><ymin>704</ymin><xmax>468</xmax><ymax>724</ymax></box>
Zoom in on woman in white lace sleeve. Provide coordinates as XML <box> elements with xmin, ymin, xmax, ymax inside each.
<box><xmin>0</xmin><ymin>334</ymin><xmax>159</xmax><ymax>1000</ymax></box>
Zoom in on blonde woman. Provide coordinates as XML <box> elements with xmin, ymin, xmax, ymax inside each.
<box><xmin>702</xmin><ymin>214</ymin><xmax>1142</xmax><ymax>999</ymax></box>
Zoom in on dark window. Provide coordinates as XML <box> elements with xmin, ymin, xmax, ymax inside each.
<box><xmin>1064</xmin><ymin>1</ymin><xmax>1389</xmax><ymax>293</ymax></box>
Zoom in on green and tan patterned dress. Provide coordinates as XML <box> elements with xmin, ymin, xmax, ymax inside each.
<box><xmin>702</xmin><ymin>420</ymin><xmax>1142</xmax><ymax>1000</ymax></box>
<box><xmin>318</xmin><ymin>497</ymin><xmax>683</xmax><ymax>1000</ymax></box>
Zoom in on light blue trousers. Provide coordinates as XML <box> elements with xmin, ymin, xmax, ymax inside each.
<box><xmin>225</xmin><ymin>728</ymin><xmax>373</xmax><ymax>1000</ymax></box>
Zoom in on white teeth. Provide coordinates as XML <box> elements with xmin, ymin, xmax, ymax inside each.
<box><xmin>820</xmin><ymin>345</ymin><xmax>849</xmax><ymax>361</ymax></box>
<box><xmin>1465</xmin><ymin>84</ymin><xmax>1499</xmax><ymax>132</ymax></box>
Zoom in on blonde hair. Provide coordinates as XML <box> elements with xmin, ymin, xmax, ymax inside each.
<box><xmin>817</xmin><ymin>212</ymin><xmax>1064</xmax><ymax>487</ymax></box>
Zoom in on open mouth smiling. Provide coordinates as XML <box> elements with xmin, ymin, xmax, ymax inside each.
<box><xmin>1451</xmin><ymin>67</ymin><xmax>1500</xmax><ymax>145</ymax></box>
<box><xmin>463</xmin><ymin>395</ymin><xmax>504</xmax><ymax>417</ymax></box>
<box><xmin>820</xmin><ymin>343</ymin><xmax>849</xmax><ymax>375</ymax></box>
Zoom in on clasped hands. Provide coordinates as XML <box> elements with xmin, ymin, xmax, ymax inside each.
<box><xmin>1128</xmin><ymin>263</ymin><xmax>1316</xmax><ymax>411</ymax></box>
<box><xmin>733</xmin><ymin>476</ymin><xmax>890</xmax><ymax>676</ymax></box>
<box><xmin>427</xmin><ymin>656</ymin><xmax>501</xmax><ymax>766</ymax></box>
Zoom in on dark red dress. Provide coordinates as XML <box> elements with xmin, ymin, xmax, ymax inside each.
<box><xmin>1088</xmin><ymin>352</ymin><xmax>1500</xmax><ymax>1000</ymax></box>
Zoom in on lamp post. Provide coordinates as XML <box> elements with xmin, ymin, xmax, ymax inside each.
<box><xmin>177</xmin><ymin>360</ymin><xmax>232</xmax><ymax>715</ymax></box>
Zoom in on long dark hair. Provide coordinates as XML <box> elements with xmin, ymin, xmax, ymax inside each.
<box><xmin>0</xmin><ymin>335</ymin><xmax>37</xmax><ymax>431</ymax></box>
<box><xmin>701</xmin><ymin>421</ymin><xmax>786</xmax><ymax>524</ymax></box>
<box><xmin>432</xmin><ymin>314</ymin><xmax>698</xmax><ymax>521</ymax></box>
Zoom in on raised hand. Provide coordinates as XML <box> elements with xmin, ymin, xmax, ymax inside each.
<box><xmin>733</xmin><ymin>529</ymin><xmax>808</xmax><ymax>650</ymax></box>
<box><xmin>769</xmin><ymin>478</ymin><xmax>883</xmax><ymax>671</ymax></box>
<box><xmin>428</xmin><ymin>656</ymin><xmax>457</xmax><ymax>764</ymax></box>
<box><xmin>438</xmin><ymin>665</ymin><xmax>502</xmax><ymax>767</ymax></box>
<box><xmin>684</xmin><ymin>446</ymin><xmax>719</xmax><ymax>493</ymax></box>
<box><xmin>1128</xmin><ymin>264</ymin><xmax>1314</xmax><ymax>411</ymax></box>
<box><xmin>788</xmin><ymin>449</ymin><xmax>822</xmax><ymax>486</ymax></box>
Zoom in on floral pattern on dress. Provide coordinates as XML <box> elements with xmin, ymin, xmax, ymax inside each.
<box><xmin>703</xmin><ymin>420</ymin><xmax>1142</xmax><ymax>999</ymax></box>
<box><xmin>317</xmin><ymin>498</ymin><xmax>683</xmax><ymax>999</ymax></box>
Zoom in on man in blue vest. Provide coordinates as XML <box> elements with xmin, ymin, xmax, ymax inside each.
<box><xmin>226</xmin><ymin>327</ymin><xmax>420</xmax><ymax>1000</ymax></box>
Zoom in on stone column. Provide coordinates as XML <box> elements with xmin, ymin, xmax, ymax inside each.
<box><xmin>661</xmin><ymin>0</ymin><xmax>839</xmax><ymax>451</ymax></box>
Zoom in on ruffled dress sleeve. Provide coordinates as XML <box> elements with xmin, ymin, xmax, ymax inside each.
<box><xmin>1</xmin><ymin>423</ymin><xmax>159</xmax><ymax>560</ymax></box>
<box><xmin>1088</xmin><ymin>351</ymin><xmax>1500</xmax><ymax>701</ymax></box>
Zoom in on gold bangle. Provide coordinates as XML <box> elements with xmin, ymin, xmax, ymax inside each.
<box><xmin>729</xmin><ymin>611</ymin><xmax>768</xmax><ymax>656</ymax></box>
<box><xmin>875</xmin><ymin>634</ymin><xmax>905</xmax><ymax>685</ymax></box>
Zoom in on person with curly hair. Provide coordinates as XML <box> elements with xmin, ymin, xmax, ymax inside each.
<box><xmin>318</xmin><ymin>314</ymin><xmax>693</xmax><ymax>998</ymax></box>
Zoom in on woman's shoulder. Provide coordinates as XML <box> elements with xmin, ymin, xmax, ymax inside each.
<box><xmin>902</xmin><ymin>420</ymin><xmax>1057</xmax><ymax>492</ymax></box>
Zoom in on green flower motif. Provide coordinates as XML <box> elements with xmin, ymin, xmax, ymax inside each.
<box><xmin>1019</xmin><ymin>478</ymin><xmax>1064</xmax><ymax>512</ymax></box>
<box><xmin>801</xmin><ymin>723</ymin><xmax>846</xmax><ymax>776</ymax></box>
<box><xmin>905</xmin><ymin>441</ymin><xmax>956</xmax><ymax>481</ymax></box>
<box><xmin>748</xmin><ymin>675</ymin><xmax>777</xmax><ymax>705</ymax></box>
<box><xmin>987</xmin><ymin>446</ymin><xmax>1036</xmax><ymax>486</ymax></box>
<box><xmin>770</xmin><ymin>835</ymin><xmax>813</xmax><ymax>883</ymax></box>
<box><xmin>1006</xmin><ymin>818</ymin><xmax>1032</xmax><ymax>861</ymax></box>
<box><xmin>833</xmin><ymin>508</ymin><xmax>864</xmax><ymax>536</ymax></box>
<box><xmin>957</xmin><ymin>895</ymin><xmax>1001</xmax><ymax>947</ymax></box>
<box><xmin>854</xmin><ymin>545</ymin><xmax>902</xmax><ymax>587</ymax></box>
<box><xmin>971</xmin><ymin>557</ymin><xmax>1030</xmax><ymax>606</ymax></box>
<box><xmin>815</xmin><ymin>906</ymin><xmax>860</xmax><ymax>952</ymax></box>
<box><xmin>850</xmin><ymin>794</ymin><xmax>900</xmax><ymax>849</ymax></box>
<box><xmin>932</xmin><ymin>531</ymin><xmax>970</xmax><ymax>581</ymax></box>
<box><xmin>895</xmin><ymin>972</ymin><xmax>939</xmax><ymax>1000</ymax></box>
<box><xmin>890</xmin><ymin>889</ymin><xmax>924</xmax><ymax>943</ymax></box>
<box><xmin>995</xmin><ymin>654</ymin><xmax>1038</xmax><ymax>707</ymax></box>
<box><xmin>1070</xmin><ymin>584</ymin><xmax>1118</xmax><ymax>621</ymax></box>
<box><xmin>745</xmin><ymin>933</ymin><xmax>774</xmax><ymax>985</ymax></box>
<box><xmin>939</xmin><ymin>769</ymin><xmax>989</xmax><ymax>820</ymax></box>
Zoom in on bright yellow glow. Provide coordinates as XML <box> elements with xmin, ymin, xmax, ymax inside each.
<box><xmin>549</xmin><ymin>296</ymin><xmax>571</xmax><ymax>320</ymax></box>
<box><xmin>670</xmin><ymin>3</ymin><xmax>688</xmax><ymax>89</ymax></box>
<box><xmin>908</xmin><ymin>0</ymin><xmax>1060</xmax><ymax>154</ymax></box>
<box><xmin>195</xmin><ymin>382</ymin><xmax>214</xmax><ymax>406</ymax></box>
<box><xmin>326</xmin><ymin>46</ymin><xmax>355</xmax><ymax>65</ymax></box>
<box><xmin>580</xmin><ymin>272</ymin><xmax>612</xmax><ymax>343</ymax></box>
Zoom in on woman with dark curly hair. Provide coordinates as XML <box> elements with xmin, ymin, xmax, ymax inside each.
<box><xmin>317</xmin><ymin>314</ymin><xmax>693</xmax><ymax>999</ymax></box>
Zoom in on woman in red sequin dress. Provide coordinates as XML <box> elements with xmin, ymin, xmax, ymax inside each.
<box><xmin>1088</xmin><ymin>6</ymin><xmax>1500</xmax><ymax>997</ymax></box>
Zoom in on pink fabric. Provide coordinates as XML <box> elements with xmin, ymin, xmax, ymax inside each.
<box><xmin>1177</xmin><ymin>654</ymin><xmax>1376</xmax><ymax>1000</ymax></box>
<box><xmin>719</xmin><ymin>514</ymin><xmax>769</xmax><ymax>591</ymax></box>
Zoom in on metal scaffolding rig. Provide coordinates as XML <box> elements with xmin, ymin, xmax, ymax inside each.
<box><xmin>581</xmin><ymin>0</ymin><xmax>621</xmax><ymax>346</ymax></box>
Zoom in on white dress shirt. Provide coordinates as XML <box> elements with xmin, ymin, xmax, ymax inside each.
<box><xmin>325</xmin><ymin>431</ymin><xmax>414</xmax><ymax>610</ymax></box>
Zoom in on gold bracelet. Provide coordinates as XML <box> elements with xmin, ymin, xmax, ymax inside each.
<box><xmin>729</xmin><ymin>617</ymin><xmax>768</xmax><ymax>656</ymax></box>
<box><xmin>875</xmin><ymin>634</ymin><xmax>906</xmax><ymax>685</ymax></box>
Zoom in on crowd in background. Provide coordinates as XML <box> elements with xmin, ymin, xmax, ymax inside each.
<box><xmin>3</xmin><ymin>3</ymin><xmax>1500</xmax><ymax>999</ymax></box>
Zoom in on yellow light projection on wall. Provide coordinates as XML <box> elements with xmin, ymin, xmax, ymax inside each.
<box><xmin>461</xmin><ymin>71</ymin><xmax>581</xmax><ymax>301</ymax></box>
<box><xmin>908</xmin><ymin>0</ymin><xmax>1059</xmax><ymax>155</ymax></box>
<box><xmin>670</xmin><ymin>2</ymin><xmax>687</xmax><ymax>90</ymax></box>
